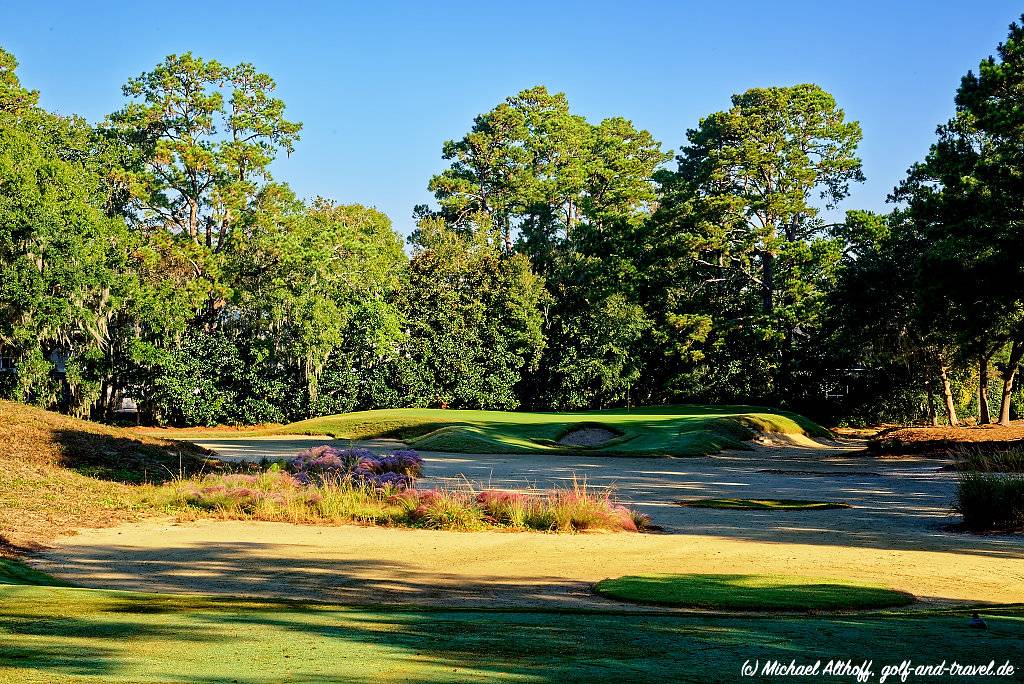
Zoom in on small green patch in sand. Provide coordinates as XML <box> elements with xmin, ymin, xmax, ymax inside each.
<box><xmin>678</xmin><ymin>498</ymin><xmax>851</xmax><ymax>510</ymax></box>
<box><xmin>594</xmin><ymin>574</ymin><xmax>915</xmax><ymax>611</ymax></box>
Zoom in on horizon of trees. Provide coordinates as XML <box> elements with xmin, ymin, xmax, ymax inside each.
<box><xmin>1</xmin><ymin>16</ymin><xmax>1023</xmax><ymax>427</ymax></box>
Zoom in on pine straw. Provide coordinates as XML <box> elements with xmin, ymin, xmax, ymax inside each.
<box><xmin>0</xmin><ymin>401</ymin><xmax>216</xmax><ymax>546</ymax></box>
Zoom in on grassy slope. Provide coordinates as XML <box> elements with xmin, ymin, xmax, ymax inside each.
<box><xmin>594</xmin><ymin>574</ymin><xmax>913</xmax><ymax>610</ymax></box>
<box><xmin>1</xmin><ymin>578</ymin><xmax>1022</xmax><ymax>683</ymax></box>
<box><xmin>273</xmin><ymin>405</ymin><xmax>831</xmax><ymax>457</ymax></box>
<box><xmin>0</xmin><ymin>401</ymin><xmax>215</xmax><ymax>547</ymax></box>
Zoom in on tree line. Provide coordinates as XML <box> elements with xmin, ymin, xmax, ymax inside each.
<box><xmin>1</xmin><ymin>17</ymin><xmax>1023</xmax><ymax>426</ymax></box>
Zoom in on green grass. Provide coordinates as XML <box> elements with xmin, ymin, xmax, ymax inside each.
<box><xmin>679</xmin><ymin>498</ymin><xmax>852</xmax><ymax>510</ymax></box>
<box><xmin>266</xmin><ymin>405</ymin><xmax>831</xmax><ymax>457</ymax></box>
<box><xmin>594</xmin><ymin>574</ymin><xmax>915</xmax><ymax>611</ymax></box>
<box><xmin>2</xmin><ymin>577</ymin><xmax>1021</xmax><ymax>683</ymax></box>
<box><xmin>0</xmin><ymin>558</ymin><xmax>69</xmax><ymax>587</ymax></box>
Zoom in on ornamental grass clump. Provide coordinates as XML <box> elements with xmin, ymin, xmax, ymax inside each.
<box><xmin>288</xmin><ymin>446</ymin><xmax>423</xmax><ymax>489</ymax></box>
<box><xmin>149</xmin><ymin>446</ymin><xmax>648</xmax><ymax>532</ymax></box>
<box><xmin>952</xmin><ymin>447</ymin><xmax>1024</xmax><ymax>531</ymax></box>
<box><xmin>955</xmin><ymin>471</ymin><xmax>1024</xmax><ymax>531</ymax></box>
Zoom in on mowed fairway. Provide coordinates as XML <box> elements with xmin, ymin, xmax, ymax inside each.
<box><xmin>3</xmin><ymin>578</ymin><xmax>1024</xmax><ymax>683</ymax></box>
<box><xmin>160</xmin><ymin>405</ymin><xmax>831</xmax><ymax>457</ymax></box>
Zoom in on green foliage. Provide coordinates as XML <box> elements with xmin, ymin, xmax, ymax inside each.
<box><xmin>404</xmin><ymin>218</ymin><xmax>547</xmax><ymax>409</ymax></box>
<box><xmin>107</xmin><ymin>52</ymin><xmax>301</xmax><ymax>247</ymax></box>
<box><xmin>4</xmin><ymin>23</ymin><xmax>1024</xmax><ymax>429</ymax></box>
<box><xmin>425</xmin><ymin>87</ymin><xmax>669</xmax><ymax>411</ymax></box>
<box><xmin>650</xmin><ymin>84</ymin><xmax>864</xmax><ymax>403</ymax></box>
<box><xmin>0</xmin><ymin>58</ymin><xmax>132</xmax><ymax>415</ymax></box>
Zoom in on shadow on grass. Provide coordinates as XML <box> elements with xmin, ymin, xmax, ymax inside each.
<box><xmin>51</xmin><ymin>428</ymin><xmax>219</xmax><ymax>484</ymax></box>
<box><xmin>3</xmin><ymin>578</ymin><xmax>1023</xmax><ymax>683</ymax></box>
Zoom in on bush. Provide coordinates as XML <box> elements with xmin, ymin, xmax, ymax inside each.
<box><xmin>955</xmin><ymin>472</ymin><xmax>1024</xmax><ymax>531</ymax></box>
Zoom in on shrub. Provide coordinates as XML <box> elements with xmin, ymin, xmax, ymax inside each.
<box><xmin>476</xmin><ymin>489</ymin><xmax>531</xmax><ymax>527</ymax></box>
<box><xmin>955</xmin><ymin>472</ymin><xmax>1024</xmax><ymax>531</ymax></box>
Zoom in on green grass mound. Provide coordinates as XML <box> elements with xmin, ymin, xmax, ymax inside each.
<box><xmin>0</xmin><ymin>559</ymin><xmax>68</xmax><ymax>587</ymax></box>
<box><xmin>679</xmin><ymin>498</ymin><xmax>851</xmax><ymax>510</ymax></box>
<box><xmin>595</xmin><ymin>574</ymin><xmax>915</xmax><ymax>611</ymax></box>
<box><xmin>270</xmin><ymin>405</ymin><xmax>831</xmax><ymax>457</ymax></box>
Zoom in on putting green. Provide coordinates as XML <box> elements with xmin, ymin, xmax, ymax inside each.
<box><xmin>595</xmin><ymin>574</ymin><xmax>915</xmax><ymax>610</ymax></box>
<box><xmin>268</xmin><ymin>405</ymin><xmax>830</xmax><ymax>457</ymax></box>
<box><xmin>679</xmin><ymin>498</ymin><xmax>851</xmax><ymax>510</ymax></box>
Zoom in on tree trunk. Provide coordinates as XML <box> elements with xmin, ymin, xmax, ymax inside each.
<box><xmin>998</xmin><ymin>340</ymin><xmax>1024</xmax><ymax>426</ymax></box>
<box><xmin>979</xmin><ymin>355</ymin><xmax>991</xmax><ymax>425</ymax></box>
<box><xmin>760</xmin><ymin>251</ymin><xmax>774</xmax><ymax>314</ymax></box>
<box><xmin>940</xmin><ymin>365</ymin><xmax>959</xmax><ymax>427</ymax></box>
<box><xmin>188</xmin><ymin>198</ymin><xmax>199</xmax><ymax>242</ymax></box>
<box><xmin>926</xmin><ymin>381</ymin><xmax>937</xmax><ymax>426</ymax></box>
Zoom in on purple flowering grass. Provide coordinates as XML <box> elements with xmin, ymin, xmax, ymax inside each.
<box><xmin>288</xmin><ymin>446</ymin><xmax>423</xmax><ymax>490</ymax></box>
<box><xmin>163</xmin><ymin>446</ymin><xmax>648</xmax><ymax>532</ymax></box>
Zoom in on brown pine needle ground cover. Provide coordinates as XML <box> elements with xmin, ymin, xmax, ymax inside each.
<box><xmin>872</xmin><ymin>421</ymin><xmax>1024</xmax><ymax>455</ymax></box>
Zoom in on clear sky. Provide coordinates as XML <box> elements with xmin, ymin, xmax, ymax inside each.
<box><xmin>4</xmin><ymin>1</ymin><xmax>1020</xmax><ymax>236</ymax></box>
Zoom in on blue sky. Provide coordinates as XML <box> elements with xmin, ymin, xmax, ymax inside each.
<box><xmin>4</xmin><ymin>1</ymin><xmax>1020</xmax><ymax>236</ymax></box>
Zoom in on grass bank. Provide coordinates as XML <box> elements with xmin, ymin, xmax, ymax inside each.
<box><xmin>0</xmin><ymin>400</ymin><xmax>216</xmax><ymax>548</ymax></box>
<box><xmin>239</xmin><ymin>405</ymin><xmax>831</xmax><ymax>457</ymax></box>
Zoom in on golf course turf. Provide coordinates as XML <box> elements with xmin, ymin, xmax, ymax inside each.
<box><xmin>2</xmin><ymin>567</ymin><xmax>1022</xmax><ymax>683</ymax></box>
<box><xmin>679</xmin><ymin>498</ymin><xmax>852</xmax><ymax>510</ymax></box>
<box><xmin>260</xmin><ymin>405</ymin><xmax>831</xmax><ymax>457</ymax></box>
<box><xmin>594</xmin><ymin>574</ymin><xmax>915</xmax><ymax>611</ymax></box>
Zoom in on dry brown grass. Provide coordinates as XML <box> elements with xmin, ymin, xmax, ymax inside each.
<box><xmin>0</xmin><ymin>401</ymin><xmax>216</xmax><ymax>547</ymax></box>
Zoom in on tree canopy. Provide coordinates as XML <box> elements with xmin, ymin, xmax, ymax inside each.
<box><xmin>2</xmin><ymin>16</ymin><xmax>1024</xmax><ymax>427</ymax></box>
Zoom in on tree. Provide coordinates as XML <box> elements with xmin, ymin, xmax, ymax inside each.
<box><xmin>951</xmin><ymin>17</ymin><xmax>1024</xmax><ymax>425</ymax></box>
<box><xmin>426</xmin><ymin>86</ymin><xmax>668</xmax><ymax>267</ymax></box>
<box><xmin>221</xmin><ymin>190</ymin><xmax>407</xmax><ymax>412</ymax></box>
<box><xmin>887</xmin><ymin>17</ymin><xmax>1024</xmax><ymax>426</ymax></box>
<box><xmin>426</xmin><ymin>86</ymin><xmax>668</xmax><ymax>410</ymax></box>
<box><xmin>107</xmin><ymin>53</ymin><xmax>301</xmax><ymax>249</ymax></box>
<box><xmin>0</xmin><ymin>50</ymin><xmax>131</xmax><ymax>415</ymax></box>
<box><xmin>654</xmin><ymin>84</ymin><xmax>864</xmax><ymax>400</ymax></box>
<box><xmin>0</xmin><ymin>48</ymin><xmax>38</xmax><ymax>115</ymax></box>
<box><xmin>403</xmin><ymin>217</ymin><xmax>547</xmax><ymax>409</ymax></box>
